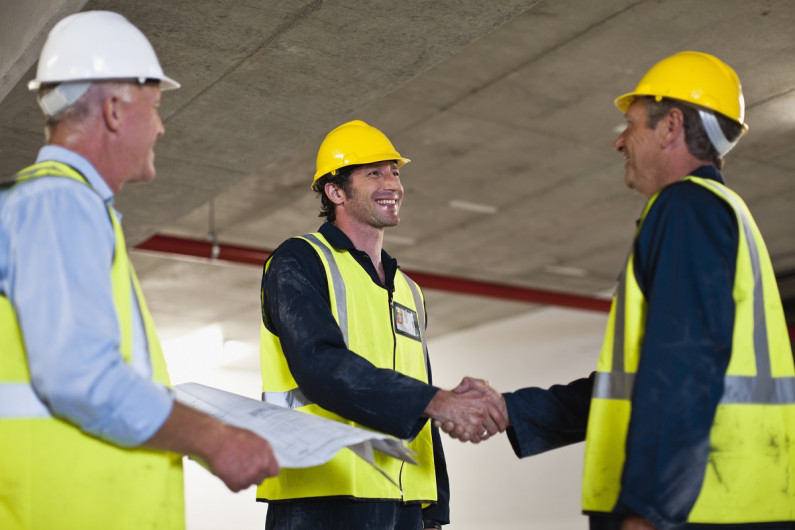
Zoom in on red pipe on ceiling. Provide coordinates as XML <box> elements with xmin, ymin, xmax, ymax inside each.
<box><xmin>134</xmin><ymin>233</ymin><xmax>795</xmax><ymax>340</ymax></box>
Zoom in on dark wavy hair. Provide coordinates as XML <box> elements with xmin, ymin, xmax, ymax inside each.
<box><xmin>313</xmin><ymin>165</ymin><xmax>360</xmax><ymax>222</ymax></box>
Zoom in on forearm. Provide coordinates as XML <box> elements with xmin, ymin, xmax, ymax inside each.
<box><xmin>296</xmin><ymin>348</ymin><xmax>437</xmax><ymax>437</ymax></box>
<box><xmin>143</xmin><ymin>400</ymin><xmax>226</xmax><ymax>457</ymax></box>
<box><xmin>503</xmin><ymin>374</ymin><xmax>593</xmax><ymax>458</ymax></box>
<box><xmin>144</xmin><ymin>400</ymin><xmax>280</xmax><ymax>492</ymax></box>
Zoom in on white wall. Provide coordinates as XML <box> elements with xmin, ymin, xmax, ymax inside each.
<box><xmin>164</xmin><ymin>305</ymin><xmax>607</xmax><ymax>529</ymax></box>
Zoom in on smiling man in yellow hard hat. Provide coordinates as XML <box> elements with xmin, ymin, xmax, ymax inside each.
<box><xmin>256</xmin><ymin>120</ymin><xmax>508</xmax><ymax>529</ymax></box>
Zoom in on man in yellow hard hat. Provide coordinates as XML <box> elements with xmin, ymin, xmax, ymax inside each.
<box><xmin>257</xmin><ymin>120</ymin><xmax>508</xmax><ymax>529</ymax></box>
<box><xmin>0</xmin><ymin>11</ymin><xmax>279</xmax><ymax>529</ymax></box>
<box><xmin>454</xmin><ymin>51</ymin><xmax>795</xmax><ymax>529</ymax></box>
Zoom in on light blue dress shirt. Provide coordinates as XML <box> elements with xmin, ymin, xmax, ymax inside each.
<box><xmin>0</xmin><ymin>145</ymin><xmax>173</xmax><ymax>446</ymax></box>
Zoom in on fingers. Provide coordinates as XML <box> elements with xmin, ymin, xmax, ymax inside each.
<box><xmin>459</xmin><ymin>378</ymin><xmax>509</xmax><ymax>434</ymax></box>
<box><xmin>208</xmin><ymin>426</ymin><xmax>280</xmax><ymax>492</ymax></box>
<box><xmin>427</xmin><ymin>379</ymin><xmax>508</xmax><ymax>444</ymax></box>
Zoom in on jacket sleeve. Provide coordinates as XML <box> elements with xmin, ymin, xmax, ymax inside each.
<box><xmin>615</xmin><ymin>182</ymin><xmax>738</xmax><ymax>529</ymax></box>
<box><xmin>261</xmin><ymin>238</ymin><xmax>437</xmax><ymax>439</ymax></box>
<box><xmin>502</xmin><ymin>374</ymin><xmax>593</xmax><ymax>458</ymax></box>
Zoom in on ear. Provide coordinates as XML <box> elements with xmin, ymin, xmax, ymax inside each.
<box><xmin>659</xmin><ymin>107</ymin><xmax>685</xmax><ymax>148</ymax></box>
<box><xmin>324</xmin><ymin>181</ymin><xmax>346</xmax><ymax>206</ymax></box>
<box><xmin>101</xmin><ymin>92</ymin><xmax>123</xmax><ymax>133</ymax></box>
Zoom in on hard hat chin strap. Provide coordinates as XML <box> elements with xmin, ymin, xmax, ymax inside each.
<box><xmin>37</xmin><ymin>82</ymin><xmax>92</xmax><ymax>117</ymax></box>
<box><xmin>698</xmin><ymin>108</ymin><xmax>738</xmax><ymax>157</ymax></box>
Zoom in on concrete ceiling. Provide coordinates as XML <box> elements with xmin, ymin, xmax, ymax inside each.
<box><xmin>2</xmin><ymin>0</ymin><xmax>794</xmax><ymax>351</ymax></box>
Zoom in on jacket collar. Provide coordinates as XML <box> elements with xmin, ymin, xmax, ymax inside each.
<box><xmin>318</xmin><ymin>221</ymin><xmax>399</xmax><ymax>290</ymax></box>
<box><xmin>689</xmin><ymin>165</ymin><xmax>726</xmax><ymax>185</ymax></box>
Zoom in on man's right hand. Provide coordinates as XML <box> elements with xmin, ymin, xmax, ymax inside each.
<box><xmin>424</xmin><ymin>377</ymin><xmax>509</xmax><ymax>443</ymax></box>
<box><xmin>204</xmin><ymin>424</ymin><xmax>280</xmax><ymax>492</ymax></box>
<box><xmin>144</xmin><ymin>401</ymin><xmax>279</xmax><ymax>492</ymax></box>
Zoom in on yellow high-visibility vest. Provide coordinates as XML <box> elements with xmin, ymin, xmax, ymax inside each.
<box><xmin>582</xmin><ymin>176</ymin><xmax>795</xmax><ymax>523</ymax></box>
<box><xmin>257</xmin><ymin>232</ymin><xmax>436</xmax><ymax>504</ymax></box>
<box><xmin>0</xmin><ymin>162</ymin><xmax>184</xmax><ymax>530</ymax></box>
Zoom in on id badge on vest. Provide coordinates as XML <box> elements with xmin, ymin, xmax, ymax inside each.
<box><xmin>393</xmin><ymin>302</ymin><xmax>421</xmax><ymax>341</ymax></box>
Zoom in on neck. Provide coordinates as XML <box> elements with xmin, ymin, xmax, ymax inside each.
<box><xmin>48</xmin><ymin>115</ymin><xmax>124</xmax><ymax>193</ymax></box>
<box><xmin>334</xmin><ymin>219</ymin><xmax>385</xmax><ymax>280</ymax></box>
<box><xmin>647</xmin><ymin>148</ymin><xmax>714</xmax><ymax>198</ymax></box>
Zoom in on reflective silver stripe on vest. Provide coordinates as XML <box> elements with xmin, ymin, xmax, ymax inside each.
<box><xmin>592</xmin><ymin>258</ymin><xmax>633</xmax><ymax>400</ymax></box>
<box><xmin>720</xmin><ymin>374</ymin><xmax>795</xmax><ymax>404</ymax></box>
<box><xmin>0</xmin><ymin>383</ymin><xmax>52</xmax><ymax>418</ymax></box>
<box><xmin>593</xmin><ymin>179</ymin><xmax>795</xmax><ymax>405</ymax></box>
<box><xmin>262</xmin><ymin>388</ymin><xmax>312</xmax><ymax>409</ymax></box>
<box><xmin>593</xmin><ymin>370</ymin><xmax>635</xmax><ymax>401</ymax></box>
<box><xmin>303</xmin><ymin>233</ymin><xmax>349</xmax><ymax>348</ymax></box>
<box><xmin>401</xmin><ymin>271</ymin><xmax>430</xmax><ymax>375</ymax></box>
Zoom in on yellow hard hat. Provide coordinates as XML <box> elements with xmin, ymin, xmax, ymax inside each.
<box><xmin>614</xmin><ymin>51</ymin><xmax>748</xmax><ymax>132</ymax></box>
<box><xmin>312</xmin><ymin>120</ymin><xmax>410</xmax><ymax>189</ymax></box>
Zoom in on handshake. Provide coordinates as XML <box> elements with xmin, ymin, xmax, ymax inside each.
<box><xmin>425</xmin><ymin>377</ymin><xmax>509</xmax><ymax>443</ymax></box>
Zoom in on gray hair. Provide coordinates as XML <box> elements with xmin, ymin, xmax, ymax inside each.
<box><xmin>640</xmin><ymin>96</ymin><xmax>743</xmax><ymax>170</ymax></box>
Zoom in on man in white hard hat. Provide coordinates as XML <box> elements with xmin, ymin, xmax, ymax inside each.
<box><xmin>0</xmin><ymin>11</ymin><xmax>279</xmax><ymax>529</ymax></box>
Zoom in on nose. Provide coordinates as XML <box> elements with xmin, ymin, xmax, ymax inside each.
<box><xmin>382</xmin><ymin>167</ymin><xmax>402</xmax><ymax>192</ymax></box>
<box><xmin>613</xmin><ymin>129</ymin><xmax>626</xmax><ymax>153</ymax></box>
<box><xmin>156</xmin><ymin>114</ymin><xmax>165</xmax><ymax>138</ymax></box>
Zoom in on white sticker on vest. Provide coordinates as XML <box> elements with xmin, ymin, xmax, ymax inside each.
<box><xmin>393</xmin><ymin>302</ymin><xmax>421</xmax><ymax>341</ymax></box>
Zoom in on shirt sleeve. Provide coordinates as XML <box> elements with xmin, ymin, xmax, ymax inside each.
<box><xmin>261</xmin><ymin>238</ymin><xmax>438</xmax><ymax>439</ymax></box>
<box><xmin>4</xmin><ymin>179</ymin><xmax>173</xmax><ymax>447</ymax></box>
<box><xmin>615</xmin><ymin>181</ymin><xmax>738</xmax><ymax>528</ymax></box>
<box><xmin>502</xmin><ymin>374</ymin><xmax>593</xmax><ymax>458</ymax></box>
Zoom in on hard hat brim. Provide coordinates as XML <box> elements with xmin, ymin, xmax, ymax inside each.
<box><xmin>614</xmin><ymin>92</ymin><xmax>639</xmax><ymax>114</ymax></box>
<box><xmin>613</xmin><ymin>90</ymin><xmax>749</xmax><ymax>133</ymax></box>
<box><xmin>28</xmin><ymin>75</ymin><xmax>180</xmax><ymax>91</ymax></box>
<box><xmin>311</xmin><ymin>156</ymin><xmax>411</xmax><ymax>189</ymax></box>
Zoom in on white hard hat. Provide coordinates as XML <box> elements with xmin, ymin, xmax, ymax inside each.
<box><xmin>28</xmin><ymin>10</ymin><xmax>179</xmax><ymax>91</ymax></box>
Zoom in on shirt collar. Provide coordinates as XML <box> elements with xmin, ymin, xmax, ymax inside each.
<box><xmin>317</xmin><ymin>221</ymin><xmax>396</xmax><ymax>262</ymax></box>
<box><xmin>36</xmin><ymin>145</ymin><xmax>115</xmax><ymax>205</ymax></box>
<box><xmin>318</xmin><ymin>221</ymin><xmax>399</xmax><ymax>288</ymax></box>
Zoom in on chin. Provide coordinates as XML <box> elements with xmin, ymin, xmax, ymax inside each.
<box><xmin>131</xmin><ymin>171</ymin><xmax>156</xmax><ymax>185</ymax></box>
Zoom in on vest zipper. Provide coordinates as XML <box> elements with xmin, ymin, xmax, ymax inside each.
<box><xmin>388</xmin><ymin>289</ymin><xmax>397</xmax><ymax>371</ymax></box>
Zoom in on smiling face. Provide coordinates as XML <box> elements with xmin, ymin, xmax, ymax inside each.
<box><xmin>613</xmin><ymin>99</ymin><xmax>666</xmax><ymax>198</ymax></box>
<box><xmin>337</xmin><ymin>161</ymin><xmax>403</xmax><ymax>230</ymax></box>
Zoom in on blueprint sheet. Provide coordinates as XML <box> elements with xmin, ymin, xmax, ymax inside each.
<box><xmin>175</xmin><ymin>382</ymin><xmax>416</xmax><ymax>476</ymax></box>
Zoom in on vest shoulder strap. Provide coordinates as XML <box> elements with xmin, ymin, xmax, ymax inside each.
<box><xmin>6</xmin><ymin>161</ymin><xmax>88</xmax><ymax>187</ymax></box>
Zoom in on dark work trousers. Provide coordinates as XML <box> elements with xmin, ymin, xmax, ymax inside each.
<box><xmin>589</xmin><ymin>514</ymin><xmax>795</xmax><ymax>529</ymax></box>
<box><xmin>265</xmin><ymin>500</ymin><xmax>423</xmax><ymax>530</ymax></box>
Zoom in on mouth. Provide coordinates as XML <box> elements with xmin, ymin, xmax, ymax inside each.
<box><xmin>375</xmin><ymin>198</ymin><xmax>398</xmax><ymax>206</ymax></box>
